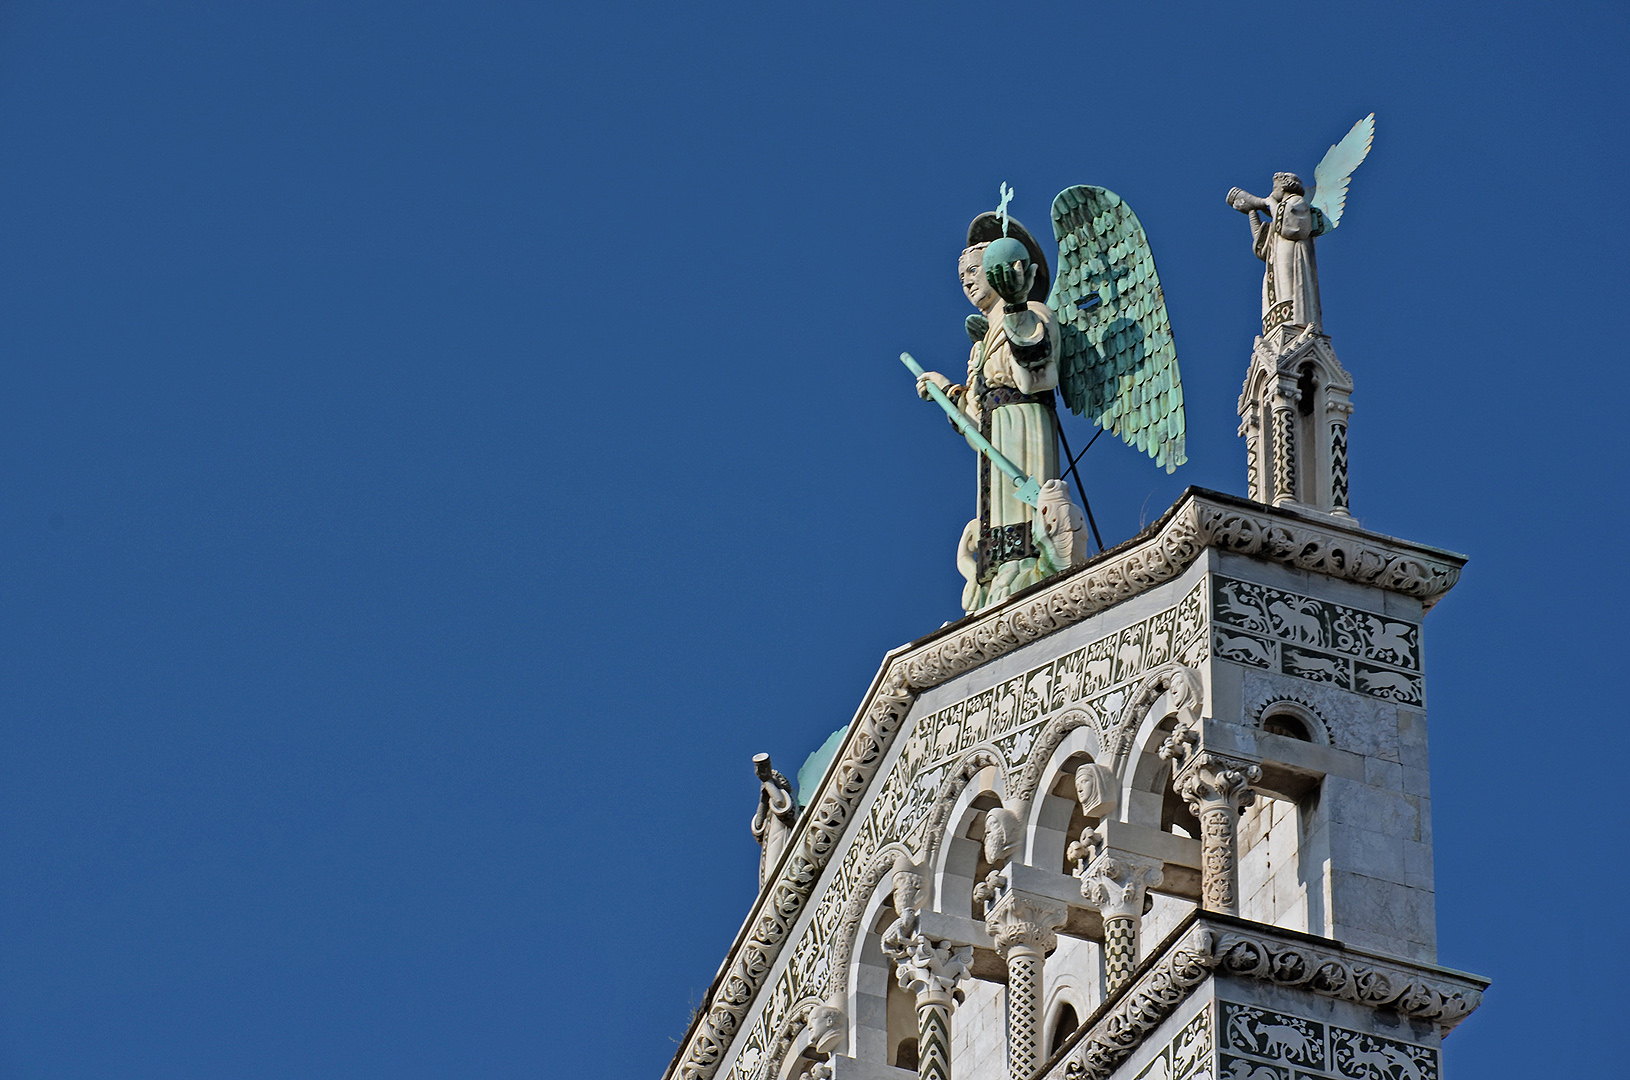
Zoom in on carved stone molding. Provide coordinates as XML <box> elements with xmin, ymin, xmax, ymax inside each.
<box><xmin>665</xmin><ymin>490</ymin><xmax>1463</xmax><ymax>1080</ymax></box>
<box><xmin>1049</xmin><ymin>916</ymin><xmax>1487</xmax><ymax>1080</ymax></box>
<box><xmin>824</xmin><ymin>846</ymin><xmax>912</xmax><ymax>999</ymax></box>
<box><xmin>1190</xmin><ymin>498</ymin><xmax>1460</xmax><ymax>609</ymax></box>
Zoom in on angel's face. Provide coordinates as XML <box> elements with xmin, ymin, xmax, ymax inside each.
<box><xmin>959</xmin><ymin>245</ymin><xmax>998</xmax><ymax>312</ymax></box>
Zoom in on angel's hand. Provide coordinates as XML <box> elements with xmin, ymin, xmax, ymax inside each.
<box><xmin>965</xmin><ymin>313</ymin><xmax>989</xmax><ymax>342</ymax></box>
<box><xmin>916</xmin><ymin>370</ymin><xmax>953</xmax><ymax>400</ymax></box>
<box><xmin>985</xmin><ymin>260</ymin><xmax>1035</xmax><ymax>305</ymax></box>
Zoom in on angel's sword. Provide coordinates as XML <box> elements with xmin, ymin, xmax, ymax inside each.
<box><xmin>900</xmin><ymin>352</ymin><xmax>1042</xmax><ymax>509</ymax></box>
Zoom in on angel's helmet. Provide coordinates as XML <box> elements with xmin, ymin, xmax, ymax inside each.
<box><xmin>1273</xmin><ymin>172</ymin><xmax>1307</xmax><ymax>196</ymax></box>
<box><xmin>964</xmin><ymin>211</ymin><xmax>1051</xmax><ymax>304</ymax></box>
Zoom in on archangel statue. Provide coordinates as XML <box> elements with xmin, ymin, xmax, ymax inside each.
<box><xmin>1227</xmin><ymin>114</ymin><xmax>1374</xmax><ymax>334</ymax></box>
<box><xmin>750</xmin><ymin>753</ymin><xmax>798</xmax><ymax>891</ymax></box>
<box><xmin>908</xmin><ymin>186</ymin><xmax>1186</xmax><ymax>614</ymax></box>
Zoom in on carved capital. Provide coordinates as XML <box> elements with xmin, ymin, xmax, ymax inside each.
<box><xmin>1078</xmin><ymin>851</ymin><xmax>1165</xmax><ymax>922</ymax></box>
<box><xmin>984</xmin><ymin>889</ymin><xmax>1068</xmax><ymax>960</ymax></box>
<box><xmin>1172</xmin><ymin>751</ymin><xmax>1262</xmax><ymax>818</ymax></box>
<box><xmin>881</xmin><ymin>911</ymin><xmax>973</xmax><ymax>1008</ymax></box>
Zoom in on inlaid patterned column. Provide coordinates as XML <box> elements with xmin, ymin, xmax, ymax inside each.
<box><xmin>883</xmin><ymin>911</ymin><xmax>972</xmax><ymax>1080</ymax></box>
<box><xmin>1078</xmin><ymin>851</ymin><xmax>1165</xmax><ymax>995</ymax></box>
<box><xmin>1328</xmin><ymin>397</ymin><xmax>1354</xmax><ymax>515</ymax></box>
<box><xmin>1270</xmin><ymin>396</ymin><xmax>1297</xmax><ymax>506</ymax></box>
<box><xmin>1237</xmin><ymin>405</ymin><xmax>1259</xmax><ymax>503</ymax></box>
<box><xmin>984</xmin><ymin>891</ymin><xmax>1067</xmax><ymax>1079</ymax></box>
<box><xmin>1167</xmin><ymin>749</ymin><xmax>1261</xmax><ymax>915</ymax></box>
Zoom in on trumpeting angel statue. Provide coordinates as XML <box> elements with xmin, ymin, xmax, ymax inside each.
<box><xmin>1226</xmin><ymin>114</ymin><xmax>1374</xmax><ymax>334</ymax></box>
<box><xmin>905</xmin><ymin>186</ymin><xmax>1186</xmax><ymax>615</ymax></box>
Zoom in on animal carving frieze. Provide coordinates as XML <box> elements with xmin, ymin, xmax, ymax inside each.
<box><xmin>1212</xmin><ymin>576</ymin><xmax>1425</xmax><ymax>705</ymax></box>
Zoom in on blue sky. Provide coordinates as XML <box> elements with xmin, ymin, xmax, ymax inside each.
<box><xmin>0</xmin><ymin>2</ymin><xmax>1623</xmax><ymax>1077</ymax></box>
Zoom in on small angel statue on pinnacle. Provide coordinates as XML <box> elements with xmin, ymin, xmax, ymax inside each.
<box><xmin>905</xmin><ymin>185</ymin><xmax>1186</xmax><ymax>615</ymax></box>
<box><xmin>1227</xmin><ymin>114</ymin><xmax>1374</xmax><ymax>334</ymax></box>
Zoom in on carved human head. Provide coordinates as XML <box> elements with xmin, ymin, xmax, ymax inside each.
<box><xmin>1073</xmin><ymin>762</ymin><xmax>1118</xmax><ymax>820</ymax></box>
<box><xmin>959</xmin><ymin>244</ymin><xmax>999</xmax><ymax>313</ymax></box>
<box><xmin>982</xmin><ymin>806</ymin><xmax>1021</xmax><ymax>867</ymax></box>
<box><xmin>809</xmin><ymin>1002</ymin><xmax>846</xmax><ymax>1054</ymax></box>
<box><xmin>890</xmin><ymin>854</ymin><xmax>925</xmax><ymax>914</ymax></box>
<box><xmin>1273</xmin><ymin>172</ymin><xmax>1306</xmax><ymax>196</ymax></box>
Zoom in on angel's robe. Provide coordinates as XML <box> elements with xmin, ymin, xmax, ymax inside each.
<box><xmin>1255</xmin><ymin>194</ymin><xmax>1330</xmax><ymax>332</ymax></box>
<box><xmin>957</xmin><ymin>302</ymin><xmax>1062</xmax><ymax>611</ymax></box>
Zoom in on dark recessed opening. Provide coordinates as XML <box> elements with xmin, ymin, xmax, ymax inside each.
<box><xmin>1297</xmin><ymin>362</ymin><xmax>1317</xmax><ymax>417</ymax></box>
<box><xmin>1264</xmin><ymin>714</ymin><xmax>1311</xmax><ymax>741</ymax></box>
<box><xmin>1050</xmin><ymin>1003</ymin><xmax>1079</xmax><ymax>1055</ymax></box>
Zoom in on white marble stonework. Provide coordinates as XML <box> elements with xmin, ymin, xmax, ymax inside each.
<box><xmin>664</xmin><ymin>490</ymin><xmax>1480</xmax><ymax>1080</ymax></box>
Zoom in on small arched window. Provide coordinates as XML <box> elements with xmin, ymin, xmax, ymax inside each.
<box><xmin>1049</xmin><ymin>1002</ymin><xmax>1080</xmax><ymax>1057</ymax></box>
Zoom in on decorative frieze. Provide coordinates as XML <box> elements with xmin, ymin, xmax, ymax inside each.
<box><xmin>1216</xmin><ymin>1001</ymin><xmax>1442</xmax><ymax>1080</ymax></box>
<box><xmin>1213</xmin><ymin>576</ymin><xmax>1424</xmax><ymax>705</ymax></box>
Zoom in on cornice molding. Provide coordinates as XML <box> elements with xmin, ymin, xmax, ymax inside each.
<box><xmin>663</xmin><ymin>489</ymin><xmax>1465</xmax><ymax>1080</ymax></box>
<box><xmin>1045</xmin><ymin>914</ymin><xmax>1488</xmax><ymax>1080</ymax></box>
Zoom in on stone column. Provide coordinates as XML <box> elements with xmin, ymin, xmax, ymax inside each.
<box><xmin>883</xmin><ymin>912</ymin><xmax>972</xmax><ymax>1080</ymax></box>
<box><xmin>983</xmin><ymin>891</ymin><xmax>1068</xmax><ymax>1080</ymax></box>
<box><xmin>1078</xmin><ymin>851</ymin><xmax>1165</xmax><ymax>995</ymax></box>
<box><xmin>1328</xmin><ymin>398</ymin><xmax>1354</xmax><ymax>515</ymax></box>
<box><xmin>1270</xmin><ymin>387</ymin><xmax>1298</xmax><ymax>506</ymax></box>
<box><xmin>1239</xmin><ymin>404</ymin><xmax>1263</xmax><ymax>503</ymax></box>
<box><xmin>1169</xmin><ymin>750</ymin><xmax>1262</xmax><ymax>915</ymax></box>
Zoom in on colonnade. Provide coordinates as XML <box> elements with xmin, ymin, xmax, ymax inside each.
<box><xmin>862</xmin><ymin>735</ymin><xmax>1265</xmax><ymax>1080</ymax></box>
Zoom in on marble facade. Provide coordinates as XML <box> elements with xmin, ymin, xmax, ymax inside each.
<box><xmin>665</xmin><ymin>488</ymin><xmax>1482</xmax><ymax>1080</ymax></box>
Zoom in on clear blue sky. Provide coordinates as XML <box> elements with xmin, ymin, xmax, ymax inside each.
<box><xmin>0</xmin><ymin>2</ymin><xmax>1622</xmax><ymax>1077</ymax></box>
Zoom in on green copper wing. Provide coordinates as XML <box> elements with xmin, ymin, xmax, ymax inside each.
<box><xmin>1048</xmin><ymin>185</ymin><xmax>1186</xmax><ymax>473</ymax></box>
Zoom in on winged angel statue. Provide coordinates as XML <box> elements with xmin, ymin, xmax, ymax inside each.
<box><xmin>1226</xmin><ymin>114</ymin><xmax>1375</xmax><ymax>333</ymax></box>
<box><xmin>909</xmin><ymin>187</ymin><xmax>1184</xmax><ymax>614</ymax></box>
